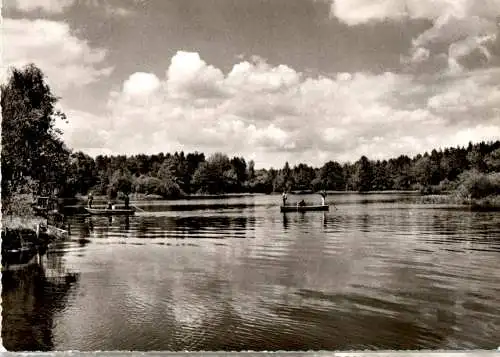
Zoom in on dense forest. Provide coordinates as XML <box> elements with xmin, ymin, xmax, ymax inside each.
<box><xmin>2</xmin><ymin>64</ymin><xmax>500</xmax><ymax>209</ymax></box>
<box><xmin>64</xmin><ymin>141</ymin><xmax>500</xmax><ymax>199</ymax></box>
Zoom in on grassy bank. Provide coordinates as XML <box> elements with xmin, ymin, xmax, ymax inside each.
<box><xmin>1</xmin><ymin>193</ymin><xmax>66</xmax><ymax>268</ymax></box>
<box><xmin>2</xmin><ymin>215</ymin><xmax>45</xmax><ymax>231</ymax></box>
<box><xmin>470</xmin><ymin>195</ymin><xmax>500</xmax><ymax>211</ymax></box>
<box><xmin>417</xmin><ymin>170</ymin><xmax>500</xmax><ymax>210</ymax></box>
<box><xmin>418</xmin><ymin>193</ymin><xmax>500</xmax><ymax>210</ymax></box>
<box><xmin>1</xmin><ymin>194</ymin><xmax>51</xmax><ymax>231</ymax></box>
<box><xmin>2</xmin><ymin>193</ymin><xmax>37</xmax><ymax>217</ymax></box>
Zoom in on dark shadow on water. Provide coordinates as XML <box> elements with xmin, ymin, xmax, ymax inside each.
<box><xmin>282</xmin><ymin>213</ymin><xmax>289</xmax><ymax>231</ymax></box>
<box><xmin>2</xmin><ymin>261</ymin><xmax>80</xmax><ymax>351</ymax></box>
<box><xmin>124</xmin><ymin>216</ymin><xmax>130</xmax><ymax>231</ymax></box>
<box><xmin>141</xmin><ymin>203</ymin><xmax>261</xmax><ymax>212</ymax></box>
<box><xmin>80</xmin><ymin>218</ymin><xmax>92</xmax><ymax>237</ymax></box>
<box><xmin>360</xmin><ymin>213</ymin><xmax>370</xmax><ymax>232</ymax></box>
<box><xmin>66</xmin><ymin>214</ymin><xmax>256</xmax><ymax>240</ymax></box>
<box><xmin>75</xmin><ymin>238</ymin><xmax>91</xmax><ymax>247</ymax></box>
<box><xmin>177</xmin><ymin>216</ymin><xmax>249</xmax><ymax>231</ymax></box>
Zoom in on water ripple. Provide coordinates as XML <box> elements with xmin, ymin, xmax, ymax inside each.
<box><xmin>4</xmin><ymin>194</ymin><xmax>500</xmax><ymax>351</ymax></box>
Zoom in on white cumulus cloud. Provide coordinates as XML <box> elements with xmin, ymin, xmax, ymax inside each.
<box><xmin>11</xmin><ymin>0</ymin><xmax>75</xmax><ymax>13</ymax></box>
<box><xmin>122</xmin><ymin>72</ymin><xmax>161</xmax><ymax>97</ymax></box>
<box><xmin>328</xmin><ymin>0</ymin><xmax>500</xmax><ymax>74</ymax></box>
<box><xmin>9</xmin><ymin>0</ymin><xmax>134</xmax><ymax>16</ymax></box>
<box><xmin>166</xmin><ymin>51</ymin><xmax>225</xmax><ymax>100</ymax></box>
<box><xmin>61</xmin><ymin>51</ymin><xmax>500</xmax><ymax>168</ymax></box>
<box><xmin>2</xmin><ymin>18</ymin><xmax>113</xmax><ymax>92</ymax></box>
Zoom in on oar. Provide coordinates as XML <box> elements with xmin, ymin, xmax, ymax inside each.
<box><xmin>133</xmin><ymin>205</ymin><xmax>145</xmax><ymax>212</ymax></box>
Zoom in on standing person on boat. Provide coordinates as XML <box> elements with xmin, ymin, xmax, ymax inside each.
<box><xmin>320</xmin><ymin>190</ymin><xmax>327</xmax><ymax>206</ymax></box>
<box><xmin>107</xmin><ymin>201</ymin><xmax>113</xmax><ymax>210</ymax></box>
<box><xmin>124</xmin><ymin>194</ymin><xmax>130</xmax><ymax>209</ymax></box>
<box><xmin>282</xmin><ymin>191</ymin><xmax>288</xmax><ymax>206</ymax></box>
<box><xmin>88</xmin><ymin>192</ymin><xmax>93</xmax><ymax>208</ymax></box>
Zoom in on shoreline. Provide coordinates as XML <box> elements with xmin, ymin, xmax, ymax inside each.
<box><xmin>1</xmin><ymin>214</ymin><xmax>68</xmax><ymax>271</ymax></box>
<box><xmin>75</xmin><ymin>190</ymin><xmax>421</xmax><ymax>202</ymax></box>
<box><xmin>416</xmin><ymin>194</ymin><xmax>500</xmax><ymax>211</ymax></box>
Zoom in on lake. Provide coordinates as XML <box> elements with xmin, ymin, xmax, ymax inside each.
<box><xmin>2</xmin><ymin>192</ymin><xmax>500</xmax><ymax>351</ymax></box>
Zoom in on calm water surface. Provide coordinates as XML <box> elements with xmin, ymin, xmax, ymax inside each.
<box><xmin>3</xmin><ymin>193</ymin><xmax>500</xmax><ymax>351</ymax></box>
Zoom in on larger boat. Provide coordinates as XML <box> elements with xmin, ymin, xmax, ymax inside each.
<box><xmin>280</xmin><ymin>204</ymin><xmax>329</xmax><ymax>212</ymax></box>
<box><xmin>85</xmin><ymin>207</ymin><xmax>135</xmax><ymax>216</ymax></box>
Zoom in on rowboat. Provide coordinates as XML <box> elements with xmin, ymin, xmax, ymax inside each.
<box><xmin>280</xmin><ymin>204</ymin><xmax>329</xmax><ymax>212</ymax></box>
<box><xmin>85</xmin><ymin>207</ymin><xmax>135</xmax><ymax>216</ymax></box>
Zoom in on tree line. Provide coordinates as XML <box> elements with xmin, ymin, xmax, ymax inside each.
<box><xmin>2</xmin><ymin>64</ymin><xmax>500</xmax><ymax>207</ymax></box>
<box><xmin>65</xmin><ymin>140</ymin><xmax>500</xmax><ymax>199</ymax></box>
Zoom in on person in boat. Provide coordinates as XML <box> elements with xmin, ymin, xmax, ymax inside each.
<box><xmin>124</xmin><ymin>194</ymin><xmax>130</xmax><ymax>209</ymax></box>
<box><xmin>299</xmin><ymin>199</ymin><xmax>306</xmax><ymax>207</ymax></box>
<box><xmin>107</xmin><ymin>201</ymin><xmax>113</xmax><ymax>210</ymax></box>
<box><xmin>320</xmin><ymin>190</ymin><xmax>327</xmax><ymax>206</ymax></box>
<box><xmin>282</xmin><ymin>191</ymin><xmax>287</xmax><ymax>206</ymax></box>
<box><xmin>88</xmin><ymin>192</ymin><xmax>93</xmax><ymax>208</ymax></box>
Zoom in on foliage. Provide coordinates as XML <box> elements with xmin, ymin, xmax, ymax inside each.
<box><xmin>134</xmin><ymin>175</ymin><xmax>162</xmax><ymax>195</ymax></box>
<box><xmin>1</xmin><ymin>64</ymin><xmax>70</xmax><ymax>211</ymax></box>
<box><xmin>247</xmin><ymin>169</ymin><xmax>274</xmax><ymax>193</ymax></box>
<box><xmin>191</xmin><ymin>153</ymin><xmax>233</xmax><ymax>194</ymax></box>
<box><xmin>317</xmin><ymin>161</ymin><xmax>344</xmax><ymax>191</ymax></box>
<box><xmin>65</xmin><ymin>151</ymin><xmax>98</xmax><ymax>196</ymax></box>
<box><xmin>158</xmin><ymin>177</ymin><xmax>183</xmax><ymax>198</ymax></box>
<box><xmin>273</xmin><ymin>162</ymin><xmax>294</xmax><ymax>192</ymax></box>
<box><xmin>353</xmin><ymin>156</ymin><xmax>373</xmax><ymax>192</ymax></box>
<box><xmin>110</xmin><ymin>169</ymin><xmax>133</xmax><ymax>196</ymax></box>
<box><xmin>470</xmin><ymin>195</ymin><xmax>500</xmax><ymax>210</ymax></box>
<box><xmin>1</xmin><ymin>194</ymin><xmax>36</xmax><ymax>217</ymax></box>
<box><xmin>485</xmin><ymin>148</ymin><xmax>500</xmax><ymax>172</ymax></box>
<box><xmin>455</xmin><ymin>170</ymin><xmax>500</xmax><ymax>199</ymax></box>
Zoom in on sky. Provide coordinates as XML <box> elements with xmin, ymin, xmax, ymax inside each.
<box><xmin>3</xmin><ymin>0</ymin><xmax>500</xmax><ymax>168</ymax></box>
